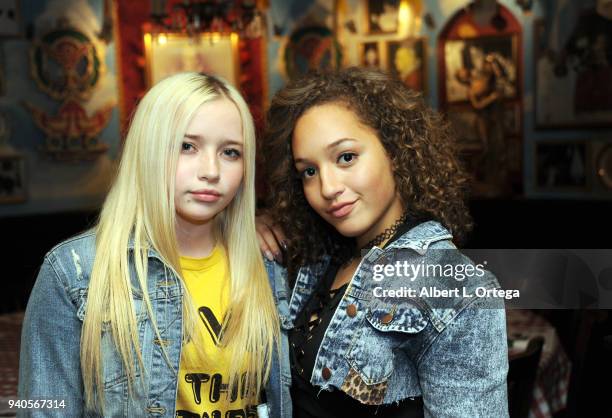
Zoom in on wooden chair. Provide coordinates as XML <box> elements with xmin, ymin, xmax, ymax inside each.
<box><xmin>507</xmin><ymin>336</ymin><xmax>545</xmax><ymax>418</ymax></box>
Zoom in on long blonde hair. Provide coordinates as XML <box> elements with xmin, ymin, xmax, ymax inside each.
<box><xmin>81</xmin><ymin>72</ymin><xmax>279</xmax><ymax>411</ymax></box>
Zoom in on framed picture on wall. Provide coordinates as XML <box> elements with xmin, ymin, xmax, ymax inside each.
<box><xmin>387</xmin><ymin>37</ymin><xmax>426</xmax><ymax>92</ymax></box>
<box><xmin>365</xmin><ymin>0</ymin><xmax>400</xmax><ymax>34</ymax></box>
<box><xmin>0</xmin><ymin>0</ymin><xmax>21</xmax><ymax>37</ymax></box>
<box><xmin>0</xmin><ymin>152</ymin><xmax>26</xmax><ymax>204</ymax></box>
<box><xmin>284</xmin><ymin>25</ymin><xmax>341</xmax><ymax>80</ymax></box>
<box><xmin>143</xmin><ymin>32</ymin><xmax>240</xmax><ymax>88</ymax></box>
<box><xmin>360</xmin><ymin>41</ymin><xmax>381</xmax><ymax>69</ymax></box>
<box><xmin>443</xmin><ymin>35</ymin><xmax>518</xmax><ymax>104</ymax></box>
<box><xmin>535</xmin><ymin>141</ymin><xmax>589</xmax><ymax>191</ymax></box>
<box><xmin>437</xmin><ymin>4</ymin><xmax>522</xmax><ymax>197</ymax></box>
<box><xmin>534</xmin><ymin>18</ymin><xmax>612</xmax><ymax>128</ymax></box>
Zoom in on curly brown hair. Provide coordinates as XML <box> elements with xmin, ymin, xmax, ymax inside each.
<box><xmin>262</xmin><ymin>67</ymin><xmax>472</xmax><ymax>275</ymax></box>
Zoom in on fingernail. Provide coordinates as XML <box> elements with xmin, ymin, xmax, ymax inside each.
<box><xmin>264</xmin><ymin>250</ymin><xmax>274</xmax><ymax>261</ymax></box>
<box><xmin>281</xmin><ymin>240</ymin><xmax>288</xmax><ymax>250</ymax></box>
<box><xmin>274</xmin><ymin>251</ymin><xmax>283</xmax><ymax>263</ymax></box>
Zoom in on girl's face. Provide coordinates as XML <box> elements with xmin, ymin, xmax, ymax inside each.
<box><xmin>292</xmin><ymin>103</ymin><xmax>404</xmax><ymax>247</ymax></box>
<box><xmin>175</xmin><ymin>97</ymin><xmax>244</xmax><ymax>226</ymax></box>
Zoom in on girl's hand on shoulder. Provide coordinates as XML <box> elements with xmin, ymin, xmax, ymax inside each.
<box><xmin>255</xmin><ymin>212</ymin><xmax>287</xmax><ymax>264</ymax></box>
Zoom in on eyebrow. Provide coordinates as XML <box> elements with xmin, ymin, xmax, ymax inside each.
<box><xmin>184</xmin><ymin>134</ymin><xmax>243</xmax><ymax>146</ymax></box>
<box><xmin>294</xmin><ymin>138</ymin><xmax>356</xmax><ymax>164</ymax></box>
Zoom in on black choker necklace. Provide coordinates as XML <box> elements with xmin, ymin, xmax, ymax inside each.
<box><xmin>360</xmin><ymin>213</ymin><xmax>409</xmax><ymax>250</ymax></box>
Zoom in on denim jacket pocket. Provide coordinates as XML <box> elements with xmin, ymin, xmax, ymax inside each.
<box><xmin>74</xmin><ymin>288</ymin><xmax>148</xmax><ymax>389</ymax></box>
<box><xmin>340</xmin><ymin>302</ymin><xmax>428</xmax><ymax>405</ymax></box>
<box><xmin>344</xmin><ymin>301</ymin><xmax>427</xmax><ymax>386</ymax></box>
<box><xmin>365</xmin><ymin>302</ymin><xmax>428</xmax><ymax>333</ymax></box>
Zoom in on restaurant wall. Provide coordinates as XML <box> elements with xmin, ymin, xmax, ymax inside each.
<box><xmin>264</xmin><ymin>0</ymin><xmax>612</xmax><ymax>199</ymax></box>
<box><xmin>0</xmin><ymin>0</ymin><xmax>122</xmax><ymax>217</ymax></box>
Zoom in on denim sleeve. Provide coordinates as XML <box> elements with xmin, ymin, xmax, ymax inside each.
<box><xmin>17</xmin><ymin>256</ymin><xmax>84</xmax><ymax>417</ymax></box>
<box><xmin>416</xmin><ymin>297</ymin><xmax>509</xmax><ymax>418</ymax></box>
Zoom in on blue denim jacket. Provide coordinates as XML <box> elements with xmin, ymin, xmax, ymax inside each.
<box><xmin>18</xmin><ymin>230</ymin><xmax>292</xmax><ymax>418</ymax></box>
<box><xmin>272</xmin><ymin>221</ymin><xmax>509</xmax><ymax>417</ymax></box>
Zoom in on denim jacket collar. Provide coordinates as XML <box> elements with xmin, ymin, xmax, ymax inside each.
<box><xmin>384</xmin><ymin>220</ymin><xmax>453</xmax><ymax>254</ymax></box>
<box><xmin>288</xmin><ymin>221</ymin><xmax>452</xmax><ymax>322</ymax></box>
<box><xmin>126</xmin><ymin>234</ymin><xmax>166</xmax><ymax>263</ymax></box>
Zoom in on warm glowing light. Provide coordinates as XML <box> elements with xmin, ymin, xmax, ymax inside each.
<box><xmin>398</xmin><ymin>0</ymin><xmax>412</xmax><ymax>36</ymax></box>
<box><xmin>457</xmin><ymin>23</ymin><xmax>478</xmax><ymax>38</ymax></box>
<box><xmin>157</xmin><ymin>34</ymin><xmax>167</xmax><ymax>45</ymax></box>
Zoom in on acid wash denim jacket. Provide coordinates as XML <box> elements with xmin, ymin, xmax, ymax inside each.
<box><xmin>18</xmin><ymin>230</ymin><xmax>292</xmax><ymax>418</ymax></box>
<box><xmin>270</xmin><ymin>221</ymin><xmax>509</xmax><ymax>418</ymax></box>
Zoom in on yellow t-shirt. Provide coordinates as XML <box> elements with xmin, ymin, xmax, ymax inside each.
<box><xmin>175</xmin><ymin>245</ymin><xmax>255</xmax><ymax>418</ymax></box>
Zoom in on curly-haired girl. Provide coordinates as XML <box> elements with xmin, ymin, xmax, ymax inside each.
<box><xmin>257</xmin><ymin>67</ymin><xmax>509</xmax><ymax>417</ymax></box>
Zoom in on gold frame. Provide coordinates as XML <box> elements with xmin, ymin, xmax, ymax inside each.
<box><xmin>143</xmin><ymin>31</ymin><xmax>240</xmax><ymax>88</ymax></box>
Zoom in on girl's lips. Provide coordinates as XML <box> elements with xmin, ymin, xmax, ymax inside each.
<box><xmin>330</xmin><ymin>201</ymin><xmax>356</xmax><ymax>218</ymax></box>
<box><xmin>190</xmin><ymin>192</ymin><xmax>221</xmax><ymax>202</ymax></box>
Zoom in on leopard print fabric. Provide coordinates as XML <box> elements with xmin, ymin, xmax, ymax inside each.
<box><xmin>340</xmin><ymin>367</ymin><xmax>388</xmax><ymax>405</ymax></box>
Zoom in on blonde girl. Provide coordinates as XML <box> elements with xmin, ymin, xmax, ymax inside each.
<box><xmin>18</xmin><ymin>73</ymin><xmax>287</xmax><ymax>418</ymax></box>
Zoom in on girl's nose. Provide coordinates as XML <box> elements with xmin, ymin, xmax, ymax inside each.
<box><xmin>197</xmin><ymin>152</ymin><xmax>220</xmax><ymax>182</ymax></box>
<box><xmin>319</xmin><ymin>167</ymin><xmax>344</xmax><ymax>200</ymax></box>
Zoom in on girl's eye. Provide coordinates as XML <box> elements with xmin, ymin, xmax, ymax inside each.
<box><xmin>301</xmin><ymin>167</ymin><xmax>316</xmax><ymax>178</ymax></box>
<box><xmin>338</xmin><ymin>152</ymin><xmax>356</xmax><ymax>164</ymax></box>
<box><xmin>181</xmin><ymin>142</ymin><xmax>195</xmax><ymax>152</ymax></box>
<box><xmin>223</xmin><ymin>148</ymin><xmax>241</xmax><ymax>159</ymax></box>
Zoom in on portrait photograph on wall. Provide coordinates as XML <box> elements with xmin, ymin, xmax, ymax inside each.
<box><xmin>360</xmin><ymin>41</ymin><xmax>381</xmax><ymax>68</ymax></box>
<box><xmin>387</xmin><ymin>37</ymin><xmax>426</xmax><ymax>92</ymax></box>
